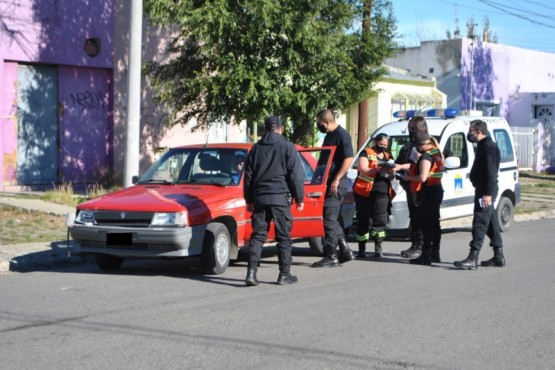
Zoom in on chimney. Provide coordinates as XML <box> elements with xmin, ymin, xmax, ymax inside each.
<box><xmin>483</xmin><ymin>31</ymin><xmax>488</xmax><ymax>43</ymax></box>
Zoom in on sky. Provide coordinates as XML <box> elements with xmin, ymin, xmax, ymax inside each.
<box><xmin>392</xmin><ymin>0</ymin><xmax>555</xmax><ymax>53</ymax></box>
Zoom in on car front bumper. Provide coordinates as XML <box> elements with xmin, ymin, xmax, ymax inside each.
<box><xmin>70</xmin><ymin>224</ymin><xmax>205</xmax><ymax>258</ymax></box>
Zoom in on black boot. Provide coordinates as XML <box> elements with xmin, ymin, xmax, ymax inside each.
<box><xmin>312</xmin><ymin>244</ymin><xmax>340</xmax><ymax>268</ymax></box>
<box><xmin>431</xmin><ymin>245</ymin><xmax>441</xmax><ymax>263</ymax></box>
<box><xmin>454</xmin><ymin>249</ymin><xmax>480</xmax><ymax>270</ymax></box>
<box><xmin>245</xmin><ymin>265</ymin><xmax>259</xmax><ymax>286</ymax></box>
<box><xmin>374</xmin><ymin>238</ymin><xmax>383</xmax><ymax>258</ymax></box>
<box><xmin>277</xmin><ymin>272</ymin><xmax>298</xmax><ymax>285</ymax></box>
<box><xmin>409</xmin><ymin>245</ymin><xmax>431</xmax><ymax>265</ymax></box>
<box><xmin>338</xmin><ymin>238</ymin><xmax>354</xmax><ymax>263</ymax></box>
<box><xmin>481</xmin><ymin>247</ymin><xmax>505</xmax><ymax>267</ymax></box>
<box><xmin>356</xmin><ymin>241</ymin><xmax>367</xmax><ymax>259</ymax></box>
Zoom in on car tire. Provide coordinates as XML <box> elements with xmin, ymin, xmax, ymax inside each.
<box><xmin>94</xmin><ymin>253</ymin><xmax>124</xmax><ymax>270</ymax></box>
<box><xmin>201</xmin><ymin>222</ymin><xmax>231</xmax><ymax>275</ymax></box>
<box><xmin>497</xmin><ymin>196</ymin><xmax>514</xmax><ymax>232</ymax></box>
<box><xmin>308</xmin><ymin>237</ymin><xmax>324</xmax><ymax>256</ymax></box>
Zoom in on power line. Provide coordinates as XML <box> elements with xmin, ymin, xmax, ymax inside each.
<box><xmin>478</xmin><ymin>0</ymin><xmax>555</xmax><ymax>29</ymax></box>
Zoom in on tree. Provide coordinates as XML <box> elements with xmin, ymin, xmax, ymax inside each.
<box><xmin>143</xmin><ymin>0</ymin><xmax>396</xmax><ymax>146</ymax></box>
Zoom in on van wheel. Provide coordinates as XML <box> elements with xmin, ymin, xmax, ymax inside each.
<box><xmin>497</xmin><ymin>196</ymin><xmax>514</xmax><ymax>232</ymax></box>
<box><xmin>201</xmin><ymin>223</ymin><xmax>231</xmax><ymax>275</ymax></box>
<box><xmin>94</xmin><ymin>253</ymin><xmax>124</xmax><ymax>270</ymax></box>
<box><xmin>308</xmin><ymin>237</ymin><xmax>324</xmax><ymax>256</ymax></box>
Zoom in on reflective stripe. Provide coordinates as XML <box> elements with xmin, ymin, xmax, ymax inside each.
<box><xmin>356</xmin><ymin>233</ymin><xmax>370</xmax><ymax>241</ymax></box>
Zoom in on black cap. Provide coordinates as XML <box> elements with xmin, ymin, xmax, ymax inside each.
<box><xmin>264</xmin><ymin>116</ymin><xmax>283</xmax><ymax>130</ymax></box>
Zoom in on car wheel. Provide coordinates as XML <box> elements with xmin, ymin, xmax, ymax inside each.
<box><xmin>94</xmin><ymin>253</ymin><xmax>124</xmax><ymax>270</ymax></box>
<box><xmin>201</xmin><ymin>222</ymin><xmax>231</xmax><ymax>275</ymax></box>
<box><xmin>497</xmin><ymin>196</ymin><xmax>514</xmax><ymax>232</ymax></box>
<box><xmin>308</xmin><ymin>237</ymin><xmax>324</xmax><ymax>256</ymax></box>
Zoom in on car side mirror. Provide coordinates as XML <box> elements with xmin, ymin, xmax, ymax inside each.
<box><xmin>445</xmin><ymin>156</ymin><xmax>461</xmax><ymax>169</ymax></box>
<box><xmin>132</xmin><ymin>175</ymin><xmax>140</xmax><ymax>184</ymax></box>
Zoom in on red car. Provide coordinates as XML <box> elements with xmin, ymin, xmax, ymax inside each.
<box><xmin>70</xmin><ymin>143</ymin><xmax>354</xmax><ymax>274</ymax></box>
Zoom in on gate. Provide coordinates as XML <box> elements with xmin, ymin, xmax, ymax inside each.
<box><xmin>511</xmin><ymin>126</ymin><xmax>535</xmax><ymax>170</ymax></box>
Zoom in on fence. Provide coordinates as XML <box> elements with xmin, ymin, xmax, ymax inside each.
<box><xmin>511</xmin><ymin>126</ymin><xmax>536</xmax><ymax>170</ymax></box>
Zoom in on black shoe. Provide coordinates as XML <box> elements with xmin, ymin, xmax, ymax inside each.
<box><xmin>245</xmin><ymin>269</ymin><xmax>259</xmax><ymax>286</ymax></box>
<box><xmin>431</xmin><ymin>251</ymin><xmax>441</xmax><ymax>263</ymax></box>
<box><xmin>311</xmin><ymin>256</ymin><xmax>340</xmax><ymax>268</ymax></box>
<box><xmin>356</xmin><ymin>251</ymin><xmax>368</xmax><ymax>259</ymax></box>
<box><xmin>409</xmin><ymin>255</ymin><xmax>432</xmax><ymax>265</ymax></box>
<box><xmin>374</xmin><ymin>251</ymin><xmax>383</xmax><ymax>258</ymax></box>
<box><xmin>481</xmin><ymin>257</ymin><xmax>505</xmax><ymax>267</ymax></box>
<box><xmin>277</xmin><ymin>272</ymin><xmax>298</xmax><ymax>285</ymax></box>
<box><xmin>453</xmin><ymin>249</ymin><xmax>479</xmax><ymax>270</ymax></box>
<box><xmin>401</xmin><ymin>246</ymin><xmax>422</xmax><ymax>259</ymax></box>
<box><xmin>339</xmin><ymin>249</ymin><xmax>354</xmax><ymax>263</ymax></box>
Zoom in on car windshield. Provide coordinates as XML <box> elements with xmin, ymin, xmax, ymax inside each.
<box><xmin>137</xmin><ymin>148</ymin><xmax>248</xmax><ymax>186</ymax></box>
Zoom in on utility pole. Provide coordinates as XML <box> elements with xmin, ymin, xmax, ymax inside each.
<box><xmin>124</xmin><ymin>0</ymin><xmax>143</xmax><ymax>187</ymax></box>
<box><xmin>357</xmin><ymin>0</ymin><xmax>372</xmax><ymax>151</ymax></box>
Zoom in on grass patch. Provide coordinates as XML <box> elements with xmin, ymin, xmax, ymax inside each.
<box><xmin>40</xmin><ymin>182</ymin><xmax>119</xmax><ymax>207</ymax></box>
<box><xmin>0</xmin><ymin>204</ymin><xmax>67</xmax><ymax>245</ymax></box>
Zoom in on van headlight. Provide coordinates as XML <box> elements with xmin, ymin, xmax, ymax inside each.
<box><xmin>151</xmin><ymin>211</ymin><xmax>188</xmax><ymax>227</ymax></box>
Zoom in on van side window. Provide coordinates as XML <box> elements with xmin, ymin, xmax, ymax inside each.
<box><xmin>444</xmin><ymin>133</ymin><xmax>468</xmax><ymax>167</ymax></box>
<box><xmin>493</xmin><ymin>129</ymin><xmax>515</xmax><ymax>163</ymax></box>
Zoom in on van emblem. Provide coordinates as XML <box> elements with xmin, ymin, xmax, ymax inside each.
<box><xmin>121</xmin><ymin>212</ymin><xmax>126</xmax><ymax>219</ymax></box>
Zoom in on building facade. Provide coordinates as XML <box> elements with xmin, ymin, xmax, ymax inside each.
<box><xmin>0</xmin><ymin>0</ymin><xmax>246</xmax><ymax>192</ymax></box>
<box><xmin>385</xmin><ymin>38</ymin><xmax>555</xmax><ymax>171</ymax></box>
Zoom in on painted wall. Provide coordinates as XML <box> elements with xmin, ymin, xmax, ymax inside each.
<box><xmin>1</xmin><ymin>0</ymin><xmax>114</xmax><ymax>191</ymax></box>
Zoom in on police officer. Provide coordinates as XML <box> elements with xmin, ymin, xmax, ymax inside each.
<box><xmin>243</xmin><ymin>116</ymin><xmax>305</xmax><ymax>285</ymax></box>
<box><xmin>394</xmin><ymin>116</ymin><xmax>429</xmax><ymax>258</ymax></box>
<box><xmin>353</xmin><ymin>133</ymin><xmax>396</xmax><ymax>258</ymax></box>
<box><xmin>454</xmin><ymin>119</ymin><xmax>505</xmax><ymax>269</ymax></box>
<box><xmin>399</xmin><ymin>132</ymin><xmax>445</xmax><ymax>265</ymax></box>
<box><xmin>312</xmin><ymin>109</ymin><xmax>355</xmax><ymax>268</ymax></box>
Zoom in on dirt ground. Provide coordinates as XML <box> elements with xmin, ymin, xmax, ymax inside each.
<box><xmin>517</xmin><ymin>174</ymin><xmax>555</xmax><ymax>214</ymax></box>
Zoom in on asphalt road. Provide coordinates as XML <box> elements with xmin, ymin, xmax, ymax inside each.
<box><xmin>1</xmin><ymin>218</ymin><xmax>554</xmax><ymax>370</ymax></box>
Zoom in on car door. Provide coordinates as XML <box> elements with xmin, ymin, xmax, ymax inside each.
<box><xmin>289</xmin><ymin>147</ymin><xmax>335</xmax><ymax>239</ymax></box>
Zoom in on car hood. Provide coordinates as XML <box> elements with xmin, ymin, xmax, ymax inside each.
<box><xmin>76</xmin><ymin>184</ymin><xmax>241</xmax><ymax>212</ymax></box>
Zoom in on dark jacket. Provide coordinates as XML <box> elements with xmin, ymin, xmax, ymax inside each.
<box><xmin>243</xmin><ymin>131</ymin><xmax>304</xmax><ymax>207</ymax></box>
<box><xmin>470</xmin><ymin>136</ymin><xmax>500</xmax><ymax>196</ymax></box>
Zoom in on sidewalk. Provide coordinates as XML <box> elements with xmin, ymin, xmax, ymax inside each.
<box><xmin>0</xmin><ymin>196</ymin><xmax>91</xmax><ymax>274</ymax></box>
<box><xmin>1</xmin><ymin>196</ymin><xmax>554</xmax><ymax>274</ymax></box>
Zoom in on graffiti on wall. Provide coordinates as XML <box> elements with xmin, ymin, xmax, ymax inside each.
<box><xmin>69</xmin><ymin>90</ymin><xmax>108</xmax><ymax>112</ymax></box>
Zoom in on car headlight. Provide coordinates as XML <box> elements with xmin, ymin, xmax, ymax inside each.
<box><xmin>75</xmin><ymin>210</ymin><xmax>97</xmax><ymax>225</ymax></box>
<box><xmin>151</xmin><ymin>211</ymin><xmax>188</xmax><ymax>227</ymax></box>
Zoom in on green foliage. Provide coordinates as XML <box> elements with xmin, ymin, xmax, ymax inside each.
<box><xmin>144</xmin><ymin>0</ymin><xmax>397</xmax><ymax>146</ymax></box>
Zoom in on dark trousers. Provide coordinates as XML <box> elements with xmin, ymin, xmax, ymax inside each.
<box><xmin>418</xmin><ymin>186</ymin><xmax>444</xmax><ymax>252</ymax></box>
<box><xmin>470</xmin><ymin>188</ymin><xmax>503</xmax><ymax>251</ymax></box>
<box><xmin>355</xmin><ymin>191</ymin><xmax>389</xmax><ymax>241</ymax></box>
<box><xmin>406</xmin><ymin>190</ymin><xmax>423</xmax><ymax>245</ymax></box>
<box><xmin>323</xmin><ymin>186</ymin><xmax>347</xmax><ymax>255</ymax></box>
<box><xmin>248</xmin><ymin>204</ymin><xmax>293</xmax><ymax>273</ymax></box>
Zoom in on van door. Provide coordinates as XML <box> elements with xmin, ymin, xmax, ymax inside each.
<box><xmin>440</xmin><ymin>131</ymin><xmax>475</xmax><ymax>220</ymax></box>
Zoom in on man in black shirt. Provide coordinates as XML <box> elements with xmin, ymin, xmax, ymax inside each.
<box><xmin>454</xmin><ymin>119</ymin><xmax>505</xmax><ymax>269</ymax></box>
<box><xmin>312</xmin><ymin>109</ymin><xmax>355</xmax><ymax>268</ymax></box>
<box><xmin>243</xmin><ymin>116</ymin><xmax>305</xmax><ymax>285</ymax></box>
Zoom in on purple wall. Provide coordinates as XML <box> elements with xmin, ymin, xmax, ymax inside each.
<box><xmin>1</xmin><ymin>0</ymin><xmax>114</xmax><ymax>190</ymax></box>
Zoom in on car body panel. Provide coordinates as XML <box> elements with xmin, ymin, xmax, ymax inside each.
<box><xmin>70</xmin><ymin>144</ymin><xmax>349</xmax><ymax>262</ymax></box>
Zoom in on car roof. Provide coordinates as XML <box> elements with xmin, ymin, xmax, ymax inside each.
<box><xmin>171</xmin><ymin>143</ymin><xmax>254</xmax><ymax>150</ymax></box>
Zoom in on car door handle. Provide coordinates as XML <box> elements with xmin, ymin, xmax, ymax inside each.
<box><xmin>308</xmin><ymin>192</ymin><xmax>322</xmax><ymax>197</ymax></box>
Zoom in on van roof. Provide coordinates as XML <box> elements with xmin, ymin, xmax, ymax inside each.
<box><xmin>374</xmin><ymin>116</ymin><xmax>507</xmax><ymax>138</ymax></box>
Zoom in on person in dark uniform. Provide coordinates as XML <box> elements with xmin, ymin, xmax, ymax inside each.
<box><xmin>400</xmin><ymin>132</ymin><xmax>445</xmax><ymax>265</ymax></box>
<box><xmin>311</xmin><ymin>109</ymin><xmax>355</xmax><ymax>268</ymax></box>
<box><xmin>352</xmin><ymin>133</ymin><xmax>396</xmax><ymax>258</ymax></box>
<box><xmin>454</xmin><ymin>119</ymin><xmax>505</xmax><ymax>269</ymax></box>
<box><xmin>394</xmin><ymin>116</ymin><xmax>429</xmax><ymax>259</ymax></box>
<box><xmin>243</xmin><ymin>116</ymin><xmax>305</xmax><ymax>286</ymax></box>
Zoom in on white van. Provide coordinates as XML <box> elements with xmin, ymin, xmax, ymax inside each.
<box><xmin>348</xmin><ymin>109</ymin><xmax>522</xmax><ymax>236</ymax></box>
